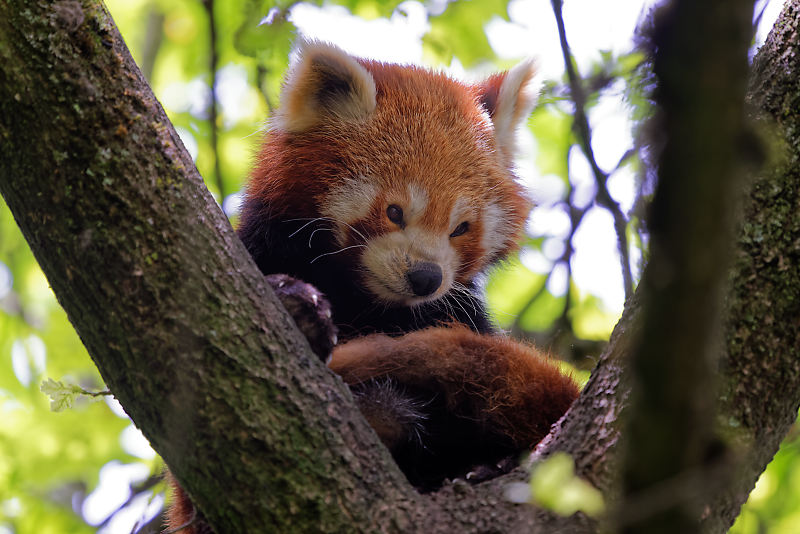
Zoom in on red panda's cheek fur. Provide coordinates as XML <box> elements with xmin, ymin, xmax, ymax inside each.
<box><xmin>482</xmin><ymin>178</ymin><xmax>532</xmax><ymax>264</ymax></box>
<box><xmin>249</xmin><ymin>131</ymin><xmax>351</xmax><ymax>219</ymax></box>
<box><xmin>320</xmin><ymin>178</ymin><xmax>384</xmax><ymax>248</ymax></box>
<box><xmin>453</xmin><ymin>230</ymin><xmax>485</xmax><ymax>283</ymax></box>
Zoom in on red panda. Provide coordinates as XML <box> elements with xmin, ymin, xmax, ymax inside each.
<box><xmin>166</xmin><ymin>42</ymin><xmax>579</xmax><ymax>533</ymax></box>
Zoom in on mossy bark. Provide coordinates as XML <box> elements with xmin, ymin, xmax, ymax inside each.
<box><xmin>706</xmin><ymin>2</ymin><xmax>800</xmax><ymax>530</ymax></box>
<box><xmin>1</xmin><ymin>1</ymin><xmax>799</xmax><ymax>533</ymax></box>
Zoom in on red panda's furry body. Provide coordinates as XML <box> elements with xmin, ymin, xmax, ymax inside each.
<box><xmin>166</xmin><ymin>42</ymin><xmax>579</xmax><ymax>533</ymax></box>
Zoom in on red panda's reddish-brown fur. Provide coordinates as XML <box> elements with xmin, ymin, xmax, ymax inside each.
<box><xmin>164</xmin><ymin>471</ymin><xmax>213</xmax><ymax>534</ymax></box>
<box><xmin>330</xmin><ymin>325</ymin><xmax>579</xmax><ymax>450</ymax></box>
<box><xmin>165</xmin><ymin>41</ymin><xmax>579</xmax><ymax>533</ymax></box>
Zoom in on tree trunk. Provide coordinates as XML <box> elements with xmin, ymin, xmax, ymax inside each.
<box><xmin>0</xmin><ymin>1</ymin><xmax>798</xmax><ymax>533</ymax></box>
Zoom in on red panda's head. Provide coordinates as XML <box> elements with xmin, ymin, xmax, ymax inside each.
<box><xmin>250</xmin><ymin>42</ymin><xmax>538</xmax><ymax>306</ymax></box>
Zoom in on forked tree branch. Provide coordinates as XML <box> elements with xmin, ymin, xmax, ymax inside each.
<box><xmin>1</xmin><ymin>1</ymin><xmax>799</xmax><ymax>533</ymax></box>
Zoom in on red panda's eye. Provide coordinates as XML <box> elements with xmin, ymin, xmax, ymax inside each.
<box><xmin>386</xmin><ymin>204</ymin><xmax>404</xmax><ymax>226</ymax></box>
<box><xmin>450</xmin><ymin>221</ymin><xmax>469</xmax><ymax>238</ymax></box>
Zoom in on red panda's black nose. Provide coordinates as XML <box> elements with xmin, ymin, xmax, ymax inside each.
<box><xmin>407</xmin><ymin>263</ymin><xmax>443</xmax><ymax>297</ymax></box>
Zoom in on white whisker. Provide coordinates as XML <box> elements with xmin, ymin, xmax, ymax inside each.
<box><xmin>441</xmin><ymin>295</ymin><xmax>456</xmax><ymax>320</ymax></box>
<box><xmin>310</xmin><ymin>244</ymin><xmax>367</xmax><ymax>264</ymax></box>
<box><xmin>285</xmin><ymin>216</ymin><xmax>370</xmax><ymax>245</ymax></box>
<box><xmin>287</xmin><ymin>217</ymin><xmax>328</xmax><ymax>239</ymax></box>
<box><xmin>308</xmin><ymin>227</ymin><xmax>334</xmax><ymax>248</ymax></box>
<box><xmin>451</xmin><ymin>287</ymin><xmax>481</xmax><ymax>317</ymax></box>
<box><xmin>342</xmin><ymin>222</ymin><xmax>369</xmax><ymax>244</ymax></box>
<box><xmin>447</xmin><ymin>290</ymin><xmax>479</xmax><ymax>331</ymax></box>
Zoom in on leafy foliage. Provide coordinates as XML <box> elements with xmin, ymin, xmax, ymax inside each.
<box><xmin>40</xmin><ymin>379</ymin><xmax>110</xmax><ymax>413</ymax></box>
<box><xmin>424</xmin><ymin>0</ymin><xmax>508</xmax><ymax>65</ymax></box>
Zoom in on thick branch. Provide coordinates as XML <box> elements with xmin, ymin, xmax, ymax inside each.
<box><xmin>622</xmin><ymin>2</ymin><xmax>755</xmax><ymax>532</ymax></box>
<box><xmin>705</xmin><ymin>1</ymin><xmax>800</xmax><ymax>531</ymax></box>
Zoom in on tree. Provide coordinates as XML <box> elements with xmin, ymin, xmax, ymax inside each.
<box><xmin>0</xmin><ymin>0</ymin><xmax>798</xmax><ymax>532</ymax></box>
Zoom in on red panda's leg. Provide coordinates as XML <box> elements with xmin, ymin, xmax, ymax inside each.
<box><xmin>329</xmin><ymin>326</ymin><xmax>580</xmax><ymax>487</ymax></box>
<box><xmin>164</xmin><ymin>471</ymin><xmax>214</xmax><ymax>534</ymax></box>
<box><xmin>348</xmin><ymin>376</ymin><xmax>431</xmax><ymax>452</ymax></box>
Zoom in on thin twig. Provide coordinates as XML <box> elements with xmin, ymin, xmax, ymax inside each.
<box><xmin>512</xmin><ymin>155</ymin><xmax>589</xmax><ymax>338</ymax></box>
<box><xmin>80</xmin><ymin>387</ymin><xmax>112</xmax><ymax>397</ymax></box>
<box><xmin>94</xmin><ymin>474</ymin><xmax>163</xmax><ymax>531</ymax></box>
<box><xmin>550</xmin><ymin>0</ymin><xmax>634</xmax><ymax>299</ymax></box>
<box><xmin>203</xmin><ymin>0</ymin><xmax>225</xmax><ymax>201</ymax></box>
<box><xmin>556</xmin><ymin>180</ymin><xmax>590</xmax><ymax>325</ymax></box>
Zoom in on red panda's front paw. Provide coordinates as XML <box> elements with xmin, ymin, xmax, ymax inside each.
<box><xmin>266</xmin><ymin>274</ymin><xmax>337</xmax><ymax>362</ymax></box>
<box><xmin>464</xmin><ymin>454</ymin><xmax>519</xmax><ymax>483</ymax></box>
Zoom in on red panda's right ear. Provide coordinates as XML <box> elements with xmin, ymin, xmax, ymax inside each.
<box><xmin>274</xmin><ymin>41</ymin><xmax>377</xmax><ymax>133</ymax></box>
<box><xmin>478</xmin><ymin>60</ymin><xmax>539</xmax><ymax>158</ymax></box>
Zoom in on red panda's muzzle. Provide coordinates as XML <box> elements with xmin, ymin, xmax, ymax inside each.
<box><xmin>407</xmin><ymin>262</ymin><xmax>443</xmax><ymax>297</ymax></box>
<box><xmin>359</xmin><ymin>228</ymin><xmax>457</xmax><ymax>306</ymax></box>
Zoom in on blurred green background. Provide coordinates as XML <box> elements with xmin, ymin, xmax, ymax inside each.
<box><xmin>0</xmin><ymin>0</ymin><xmax>795</xmax><ymax>532</ymax></box>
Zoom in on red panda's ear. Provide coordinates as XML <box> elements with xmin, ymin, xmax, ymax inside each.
<box><xmin>274</xmin><ymin>41</ymin><xmax>377</xmax><ymax>133</ymax></box>
<box><xmin>478</xmin><ymin>60</ymin><xmax>539</xmax><ymax>156</ymax></box>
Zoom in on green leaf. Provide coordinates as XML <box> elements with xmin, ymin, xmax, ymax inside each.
<box><xmin>233</xmin><ymin>0</ymin><xmax>296</xmax><ymax>59</ymax></box>
<box><xmin>40</xmin><ymin>378</ymin><xmax>84</xmax><ymax>412</ymax></box>
<box><xmin>529</xmin><ymin>103</ymin><xmax>574</xmax><ymax>186</ymax></box>
<box><xmin>40</xmin><ymin>378</ymin><xmax>108</xmax><ymax>412</ymax></box>
<box><xmin>528</xmin><ymin>453</ymin><xmax>605</xmax><ymax>517</ymax></box>
<box><xmin>424</xmin><ymin>0</ymin><xmax>510</xmax><ymax>66</ymax></box>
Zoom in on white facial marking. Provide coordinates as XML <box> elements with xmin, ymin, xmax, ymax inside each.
<box><xmin>322</xmin><ymin>175</ymin><xmax>378</xmax><ymax>244</ymax></box>
<box><xmin>481</xmin><ymin>200</ymin><xmax>507</xmax><ymax>259</ymax></box>
<box><xmin>449</xmin><ymin>198</ymin><xmax>474</xmax><ymax>231</ymax></box>
<box><xmin>406</xmin><ymin>183</ymin><xmax>428</xmax><ymax>222</ymax></box>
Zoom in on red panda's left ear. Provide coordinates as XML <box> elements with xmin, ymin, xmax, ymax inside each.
<box><xmin>274</xmin><ymin>41</ymin><xmax>377</xmax><ymax>133</ymax></box>
<box><xmin>478</xmin><ymin>60</ymin><xmax>539</xmax><ymax>157</ymax></box>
